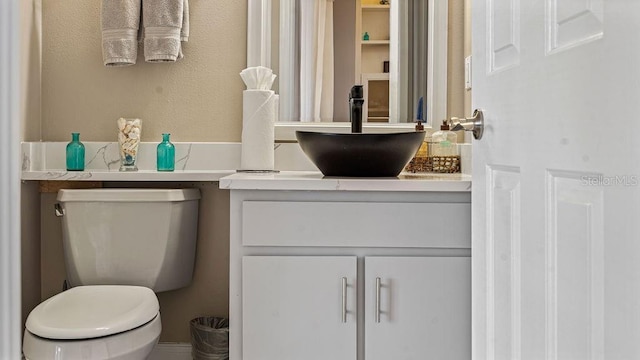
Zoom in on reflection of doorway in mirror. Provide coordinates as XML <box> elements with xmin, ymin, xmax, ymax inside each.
<box><xmin>362</xmin><ymin>73</ymin><xmax>390</xmax><ymax>123</ymax></box>
<box><xmin>272</xmin><ymin>0</ymin><xmax>437</xmax><ymax>124</ymax></box>
<box><xmin>276</xmin><ymin>0</ymin><xmax>337</xmax><ymax>123</ymax></box>
<box><xmin>358</xmin><ymin>0</ymin><xmax>391</xmax><ymax>123</ymax></box>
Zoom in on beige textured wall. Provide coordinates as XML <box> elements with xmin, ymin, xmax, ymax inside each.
<box><xmin>464</xmin><ymin>0</ymin><xmax>472</xmax><ymax>116</ymax></box>
<box><xmin>21</xmin><ymin>182</ymin><xmax>41</xmax><ymax>329</ymax></box>
<box><xmin>21</xmin><ymin>0</ymin><xmax>41</xmax><ymax>141</ymax></box>
<box><xmin>448</xmin><ymin>0</ymin><xmax>465</xmax><ymax>120</ymax></box>
<box><xmin>41</xmin><ymin>1</ymin><xmax>247</xmax><ymax>142</ymax></box>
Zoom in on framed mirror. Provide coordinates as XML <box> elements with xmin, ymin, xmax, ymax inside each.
<box><xmin>247</xmin><ymin>0</ymin><xmax>448</xmax><ymax>139</ymax></box>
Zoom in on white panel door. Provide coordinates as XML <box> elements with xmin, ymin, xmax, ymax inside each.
<box><xmin>242</xmin><ymin>256</ymin><xmax>357</xmax><ymax>360</ymax></box>
<box><xmin>365</xmin><ymin>256</ymin><xmax>471</xmax><ymax>360</ymax></box>
<box><xmin>473</xmin><ymin>1</ymin><xmax>640</xmax><ymax>359</ymax></box>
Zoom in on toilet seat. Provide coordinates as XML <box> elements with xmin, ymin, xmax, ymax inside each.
<box><xmin>23</xmin><ymin>312</ymin><xmax>161</xmax><ymax>360</ymax></box>
<box><xmin>26</xmin><ymin>285</ymin><xmax>159</xmax><ymax>340</ymax></box>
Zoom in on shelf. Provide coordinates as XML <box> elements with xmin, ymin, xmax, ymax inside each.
<box><xmin>361</xmin><ymin>40</ymin><xmax>390</xmax><ymax>45</ymax></box>
<box><xmin>367</xmin><ymin>117</ymin><xmax>390</xmax><ymax>123</ymax></box>
<box><xmin>361</xmin><ymin>4</ymin><xmax>390</xmax><ymax>10</ymax></box>
<box><xmin>361</xmin><ymin>72</ymin><xmax>390</xmax><ymax>80</ymax></box>
<box><xmin>368</xmin><ymin>108</ymin><xmax>389</xmax><ymax>114</ymax></box>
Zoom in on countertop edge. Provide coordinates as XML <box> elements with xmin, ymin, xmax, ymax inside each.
<box><xmin>21</xmin><ymin>170</ymin><xmax>236</xmax><ymax>182</ymax></box>
<box><xmin>23</xmin><ymin>170</ymin><xmax>472</xmax><ymax>192</ymax></box>
<box><xmin>218</xmin><ymin>172</ymin><xmax>472</xmax><ymax>192</ymax></box>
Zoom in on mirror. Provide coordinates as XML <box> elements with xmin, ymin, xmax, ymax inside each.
<box><xmin>247</xmin><ymin>0</ymin><xmax>447</xmax><ymax>131</ymax></box>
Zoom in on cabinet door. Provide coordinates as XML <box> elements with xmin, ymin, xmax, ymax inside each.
<box><xmin>365</xmin><ymin>256</ymin><xmax>471</xmax><ymax>360</ymax></box>
<box><xmin>242</xmin><ymin>256</ymin><xmax>357</xmax><ymax>360</ymax></box>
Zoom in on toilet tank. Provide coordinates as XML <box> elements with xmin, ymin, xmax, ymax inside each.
<box><xmin>57</xmin><ymin>189</ymin><xmax>201</xmax><ymax>293</ymax></box>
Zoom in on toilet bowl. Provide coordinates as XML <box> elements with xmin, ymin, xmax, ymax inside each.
<box><xmin>23</xmin><ymin>286</ymin><xmax>161</xmax><ymax>360</ymax></box>
<box><xmin>23</xmin><ymin>189</ymin><xmax>201</xmax><ymax>360</ymax></box>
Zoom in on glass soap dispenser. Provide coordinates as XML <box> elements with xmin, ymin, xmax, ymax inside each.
<box><xmin>157</xmin><ymin>133</ymin><xmax>175</xmax><ymax>171</ymax></box>
<box><xmin>66</xmin><ymin>132</ymin><xmax>85</xmax><ymax>171</ymax></box>
<box><xmin>429</xmin><ymin>120</ymin><xmax>460</xmax><ymax>173</ymax></box>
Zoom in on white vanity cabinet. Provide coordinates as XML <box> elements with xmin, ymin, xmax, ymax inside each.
<box><xmin>364</xmin><ymin>256</ymin><xmax>470</xmax><ymax>360</ymax></box>
<box><xmin>225</xmin><ymin>175</ymin><xmax>472</xmax><ymax>360</ymax></box>
<box><xmin>242</xmin><ymin>256</ymin><xmax>357</xmax><ymax>360</ymax></box>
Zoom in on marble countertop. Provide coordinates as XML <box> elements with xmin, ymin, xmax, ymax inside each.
<box><xmin>21</xmin><ymin>142</ymin><xmax>472</xmax><ymax>191</ymax></box>
<box><xmin>23</xmin><ymin>169</ymin><xmax>472</xmax><ymax>192</ymax></box>
<box><xmin>20</xmin><ymin>142</ymin><xmax>310</xmax><ymax>182</ymax></box>
<box><xmin>219</xmin><ymin>171</ymin><xmax>472</xmax><ymax>192</ymax></box>
<box><xmin>21</xmin><ymin>169</ymin><xmax>235</xmax><ymax>182</ymax></box>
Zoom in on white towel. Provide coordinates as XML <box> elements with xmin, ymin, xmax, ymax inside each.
<box><xmin>101</xmin><ymin>0</ymin><xmax>141</xmax><ymax>66</ymax></box>
<box><xmin>181</xmin><ymin>0</ymin><xmax>189</xmax><ymax>41</ymax></box>
<box><xmin>143</xmin><ymin>0</ymin><xmax>190</xmax><ymax>62</ymax></box>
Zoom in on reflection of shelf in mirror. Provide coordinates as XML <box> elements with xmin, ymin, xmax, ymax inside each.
<box><xmin>361</xmin><ymin>72</ymin><xmax>390</xmax><ymax>80</ymax></box>
<box><xmin>361</xmin><ymin>40</ymin><xmax>390</xmax><ymax>45</ymax></box>
<box><xmin>367</xmin><ymin>117</ymin><xmax>390</xmax><ymax>123</ymax></box>
<box><xmin>361</xmin><ymin>4</ymin><xmax>390</xmax><ymax>10</ymax></box>
<box><xmin>368</xmin><ymin>109</ymin><xmax>389</xmax><ymax>117</ymax></box>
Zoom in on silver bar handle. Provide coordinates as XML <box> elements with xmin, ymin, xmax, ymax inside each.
<box><xmin>375</xmin><ymin>277</ymin><xmax>381</xmax><ymax>323</ymax></box>
<box><xmin>342</xmin><ymin>277</ymin><xmax>347</xmax><ymax>323</ymax></box>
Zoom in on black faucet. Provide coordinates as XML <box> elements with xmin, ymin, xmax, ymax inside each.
<box><xmin>349</xmin><ymin>85</ymin><xmax>364</xmax><ymax>133</ymax></box>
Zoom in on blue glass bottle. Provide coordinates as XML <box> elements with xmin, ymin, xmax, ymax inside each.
<box><xmin>157</xmin><ymin>133</ymin><xmax>175</xmax><ymax>171</ymax></box>
<box><xmin>66</xmin><ymin>132</ymin><xmax>85</xmax><ymax>171</ymax></box>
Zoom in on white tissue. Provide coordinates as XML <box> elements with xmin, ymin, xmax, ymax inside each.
<box><xmin>240</xmin><ymin>66</ymin><xmax>277</xmax><ymax>90</ymax></box>
<box><xmin>241</xmin><ymin>90</ymin><xmax>276</xmax><ymax>170</ymax></box>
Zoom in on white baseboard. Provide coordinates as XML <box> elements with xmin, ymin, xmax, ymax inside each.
<box><xmin>148</xmin><ymin>343</ymin><xmax>192</xmax><ymax>360</ymax></box>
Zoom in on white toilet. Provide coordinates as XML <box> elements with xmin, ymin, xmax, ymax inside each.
<box><xmin>23</xmin><ymin>188</ymin><xmax>201</xmax><ymax>360</ymax></box>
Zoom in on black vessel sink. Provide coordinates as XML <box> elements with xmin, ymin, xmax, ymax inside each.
<box><xmin>296</xmin><ymin>130</ymin><xmax>425</xmax><ymax>177</ymax></box>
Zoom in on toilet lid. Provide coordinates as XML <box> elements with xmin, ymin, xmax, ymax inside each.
<box><xmin>26</xmin><ymin>285</ymin><xmax>159</xmax><ymax>340</ymax></box>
